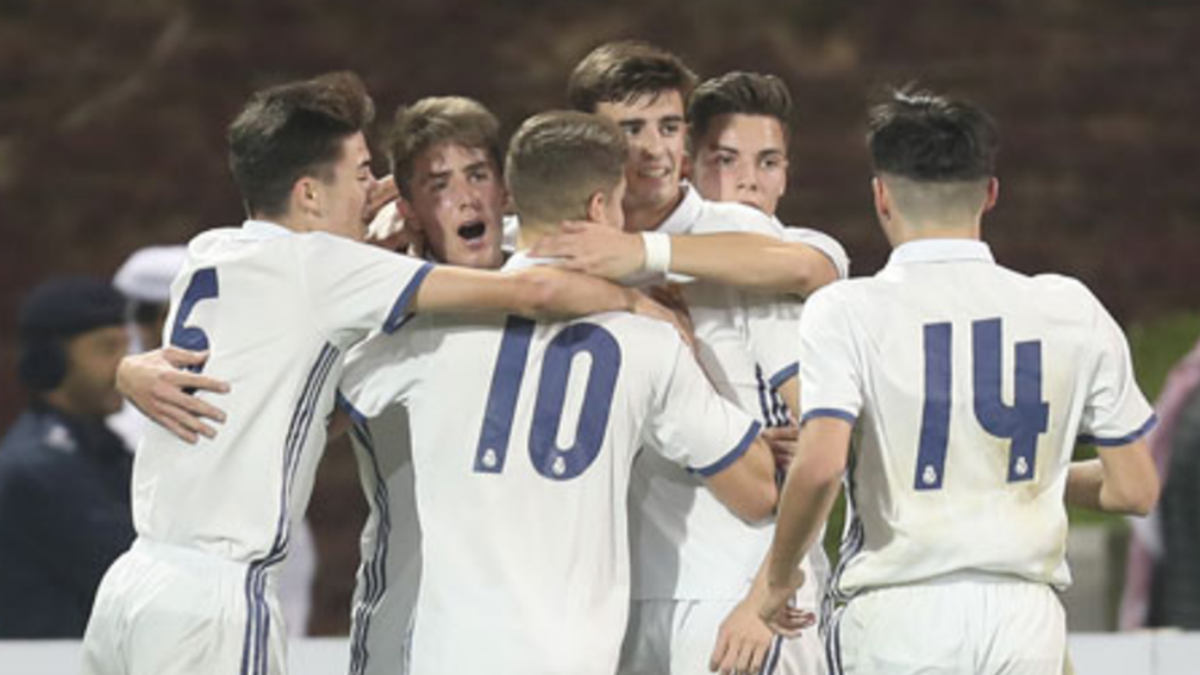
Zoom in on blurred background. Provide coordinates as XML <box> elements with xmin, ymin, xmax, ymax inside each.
<box><xmin>1</xmin><ymin>0</ymin><xmax>1197</xmax><ymax>635</ymax></box>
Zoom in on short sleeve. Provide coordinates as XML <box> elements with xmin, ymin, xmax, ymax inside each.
<box><xmin>797</xmin><ymin>287</ymin><xmax>863</xmax><ymax>425</ymax></box>
<box><xmin>1077</xmin><ymin>297</ymin><xmax>1156</xmax><ymax>446</ymax></box>
<box><xmin>744</xmin><ymin>294</ymin><xmax>803</xmax><ymax>392</ymax></box>
<box><xmin>780</xmin><ymin>226</ymin><xmax>850</xmax><ymax>280</ymax></box>
<box><xmin>302</xmin><ymin>234</ymin><xmax>434</xmax><ymax>346</ymax></box>
<box><xmin>641</xmin><ymin>338</ymin><xmax>762</xmax><ymax>476</ymax></box>
<box><xmin>339</xmin><ymin>325</ymin><xmax>428</xmax><ymax>421</ymax></box>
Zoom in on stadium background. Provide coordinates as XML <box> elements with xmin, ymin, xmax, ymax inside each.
<box><xmin>0</xmin><ymin>0</ymin><xmax>1196</xmax><ymax>635</ymax></box>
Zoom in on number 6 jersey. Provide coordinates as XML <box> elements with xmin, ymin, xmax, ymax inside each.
<box><xmin>338</xmin><ymin>253</ymin><xmax>761</xmax><ymax>675</ymax></box>
<box><xmin>799</xmin><ymin>239</ymin><xmax>1155</xmax><ymax>599</ymax></box>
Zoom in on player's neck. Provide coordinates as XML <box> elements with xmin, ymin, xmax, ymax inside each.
<box><xmin>888</xmin><ymin>220</ymin><xmax>981</xmax><ymax>246</ymax></box>
<box><xmin>515</xmin><ymin>222</ymin><xmax>554</xmax><ymax>253</ymax></box>
<box><xmin>623</xmin><ymin>188</ymin><xmax>684</xmax><ymax>233</ymax></box>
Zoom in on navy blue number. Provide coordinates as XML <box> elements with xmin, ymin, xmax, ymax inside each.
<box><xmin>474</xmin><ymin>317</ymin><xmax>535</xmax><ymax>474</ymax></box>
<box><xmin>169</xmin><ymin>267</ymin><xmax>219</xmax><ymax>379</ymax></box>
<box><xmin>914</xmin><ymin>323</ymin><xmax>953</xmax><ymax>490</ymax></box>
<box><xmin>474</xmin><ymin>318</ymin><xmax>621</xmax><ymax>481</ymax></box>
<box><xmin>914</xmin><ymin>318</ymin><xmax>1048</xmax><ymax>491</ymax></box>
<box><xmin>973</xmin><ymin>318</ymin><xmax>1049</xmax><ymax>483</ymax></box>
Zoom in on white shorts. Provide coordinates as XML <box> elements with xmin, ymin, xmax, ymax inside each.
<box><xmin>828</xmin><ymin>574</ymin><xmax>1065</xmax><ymax>675</ymax></box>
<box><xmin>621</xmin><ymin>598</ymin><xmax>825</xmax><ymax>675</ymax></box>
<box><xmin>82</xmin><ymin>538</ymin><xmax>288</xmax><ymax>675</ymax></box>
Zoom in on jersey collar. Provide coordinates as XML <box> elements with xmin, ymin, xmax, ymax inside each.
<box><xmin>502</xmin><ymin>251</ymin><xmax>559</xmax><ymax>272</ymax></box>
<box><xmin>241</xmin><ymin>219</ymin><xmax>294</xmax><ymax>240</ymax></box>
<box><xmin>887</xmin><ymin>238</ymin><xmax>994</xmax><ymax>266</ymax></box>
<box><xmin>654</xmin><ymin>182</ymin><xmax>702</xmax><ymax>235</ymax></box>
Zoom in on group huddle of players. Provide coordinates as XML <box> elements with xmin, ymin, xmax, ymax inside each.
<box><xmin>78</xmin><ymin>39</ymin><xmax>1160</xmax><ymax>675</ymax></box>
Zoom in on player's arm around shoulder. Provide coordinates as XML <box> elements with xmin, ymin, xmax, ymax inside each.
<box><xmin>410</xmin><ymin>264</ymin><xmax>639</xmax><ymax>320</ymax></box>
<box><xmin>668</xmin><ymin>207</ymin><xmax>842</xmax><ymax>296</ymax></box>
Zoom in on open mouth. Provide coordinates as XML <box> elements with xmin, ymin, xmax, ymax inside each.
<box><xmin>457</xmin><ymin>220</ymin><xmax>486</xmax><ymax>241</ymax></box>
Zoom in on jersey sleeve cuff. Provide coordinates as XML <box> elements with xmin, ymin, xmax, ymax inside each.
<box><xmin>383</xmin><ymin>261</ymin><xmax>435</xmax><ymax>334</ymax></box>
<box><xmin>768</xmin><ymin>362</ymin><xmax>800</xmax><ymax>391</ymax></box>
<box><xmin>1077</xmin><ymin>413</ymin><xmax>1158</xmax><ymax>447</ymax></box>
<box><xmin>689</xmin><ymin>421</ymin><xmax>762</xmax><ymax>478</ymax></box>
<box><xmin>801</xmin><ymin>408</ymin><xmax>858</xmax><ymax>425</ymax></box>
<box><xmin>335</xmin><ymin>390</ymin><xmax>369</xmax><ymax>427</ymax></box>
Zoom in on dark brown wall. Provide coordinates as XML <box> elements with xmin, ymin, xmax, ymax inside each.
<box><xmin>1</xmin><ymin>0</ymin><xmax>1196</xmax><ymax>633</ymax></box>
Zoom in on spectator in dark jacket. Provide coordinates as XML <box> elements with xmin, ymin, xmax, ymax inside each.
<box><xmin>0</xmin><ymin>277</ymin><xmax>135</xmax><ymax>637</ymax></box>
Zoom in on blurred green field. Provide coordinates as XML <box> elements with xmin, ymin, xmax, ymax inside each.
<box><xmin>821</xmin><ymin>312</ymin><xmax>1200</xmax><ymax>562</ymax></box>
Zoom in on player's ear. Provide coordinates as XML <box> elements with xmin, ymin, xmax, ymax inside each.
<box><xmin>293</xmin><ymin>176</ymin><xmax>321</xmax><ymax>218</ymax></box>
<box><xmin>586</xmin><ymin>190</ymin><xmax>607</xmax><ymax>223</ymax></box>
<box><xmin>397</xmin><ymin>195</ymin><xmax>417</xmax><ymax>222</ymax></box>
<box><xmin>871</xmin><ymin>177</ymin><xmax>890</xmax><ymax>221</ymax></box>
<box><xmin>983</xmin><ymin>177</ymin><xmax>999</xmax><ymax>213</ymax></box>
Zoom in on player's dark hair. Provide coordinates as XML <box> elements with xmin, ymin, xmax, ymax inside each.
<box><xmin>867</xmin><ymin>86</ymin><xmax>998</xmax><ymax>182</ymax></box>
<box><xmin>568</xmin><ymin>41</ymin><xmax>698</xmax><ymax>113</ymax></box>
<box><xmin>506</xmin><ymin>111</ymin><xmax>628</xmax><ymax>225</ymax></box>
<box><xmin>228</xmin><ymin>71</ymin><xmax>375</xmax><ymax>218</ymax></box>
<box><xmin>688</xmin><ymin>71</ymin><xmax>793</xmax><ymax>147</ymax></box>
<box><xmin>388</xmin><ymin>97</ymin><xmax>503</xmax><ymax>199</ymax></box>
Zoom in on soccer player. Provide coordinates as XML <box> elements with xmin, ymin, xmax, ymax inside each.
<box><xmin>758</xmin><ymin>88</ymin><xmax>1160</xmax><ymax>675</ymax></box>
<box><xmin>81</xmin><ymin>72</ymin><xmax>668</xmax><ymax>675</ymax></box>
<box><xmin>346</xmin><ymin>95</ymin><xmax>511</xmax><ymax>675</ymax></box>
<box><xmin>337</xmin><ymin>109</ymin><xmax>779</xmax><ymax>675</ymax></box>
<box><xmin>687</xmin><ymin>70</ymin><xmax>849</xmax><ymax>675</ymax></box>
<box><xmin>543</xmin><ymin>41</ymin><xmax>845</xmax><ymax>675</ymax></box>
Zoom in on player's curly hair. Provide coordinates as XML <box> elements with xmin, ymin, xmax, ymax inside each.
<box><xmin>387</xmin><ymin>97</ymin><xmax>503</xmax><ymax>199</ymax></box>
<box><xmin>868</xmin><ymin>85</ymin><xmax>998</xmax><ymax>182</ymax></box>
<box><xmin>568</xmin><ymin>41</ymin><xmax>698</xmax><ymax>113</ymax></box>
<box><xmin>227</xmin><ymin>71</ymin><xmax>375</xmax><ymax>218</ymax></box>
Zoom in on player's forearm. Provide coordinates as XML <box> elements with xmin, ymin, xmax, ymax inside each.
<box><xmin>515</xmin><ymin>266</ymin><xmax>637</xmax><ymax>318</ymax></box>
<box><xmin>768</xmin><ymin>419</ymin><xmax>849</xmax><ymax>589</ymax></box>
<box><xmin>669</xmin><ymin>233</ymin><xmax>837</xmax><ymax>296</ymax></box>
<box><xmin>413</xmin><ymin>266</ymin><xmax>634</xmax><ymax>319</ymax></box>
<box><xmin>768</xmin><ymin>464</ymin><xmax>840</xmax><ymax>591</ymax></box>
<box><xmin>1066</xmin><ymin>454</ymin><xmax>1159</xmax><ymax>516</ymax></box>
<box><xmin>1065</xmin><ymin>459</ymin><xmax>1105</xmax><ymax>511</ymax></box>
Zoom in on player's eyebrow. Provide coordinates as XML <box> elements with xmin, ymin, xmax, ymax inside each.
<box><xmin>463</xmin><ymin>160</ymin><xmax>492</xmax><ymax>174</ymax></box>
<box><xmin>713</xmin><ymin>144</ymin><xmax>743</xmax><ymax>155</ymax></box>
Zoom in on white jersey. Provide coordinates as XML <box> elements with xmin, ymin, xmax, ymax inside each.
<box><xmin>339</xmin><ymin>253</ymin><xmax>760</xmax><ymax>675</ymax></box>
<box><xmin>799</xmin><ymin>239</ymin><xmax>1156</xmax><ymax>598</ymax></box>
<box><xmin>630</xmin><ymin>185</ymin><xmax>849</xmax><ymax>600</ymax></box>
<box><xmin>132</xmin><ymin>219</ymin><xmax>431</xmax><ymax>568</ymax></box>
<box><xmin>345</xmin><ymin>405</ymin><xmax>422</xmax><ymax>675</ymax></box>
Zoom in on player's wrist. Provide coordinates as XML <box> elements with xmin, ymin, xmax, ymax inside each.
<box><xmin>640</xmin><ymin>231</ymin><xmax>672</xmax><ymax>276</ymax></box>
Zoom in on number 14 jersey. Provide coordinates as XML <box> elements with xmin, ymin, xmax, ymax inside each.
<box><xmin>799</xmin><ymin>239</ymin><xmax>1155</xmax><ymax>598</ymax></box>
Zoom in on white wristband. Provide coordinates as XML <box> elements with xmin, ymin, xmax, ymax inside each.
<box><xmin>641</xmin><ymin>231</ymin><xmax>672</xmax><ymax>275</ymax></box>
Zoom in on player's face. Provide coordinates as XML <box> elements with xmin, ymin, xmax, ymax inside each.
<box><xmin>691</xmin><ymin>113</ymin><xmax>789</xmax><ymax>217</ymax></box>
<box><xmin>595</xmin><ymin>91</ymin><xmax>686</xmax><ymax>225</ymax></box>
<box><xmin>61</xmin><ymin>325</ymin><xmax>128</xmax><ymax>416</ymax></box>
<box><xmin>403</xmin><ymin>142</ymin><xmax>506</xmax><ymax>270</ymax></box>
<box><xmin>318</xmin><ymin>132</ymin><xmax>374</xmax><ymax>241</ymax></box>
